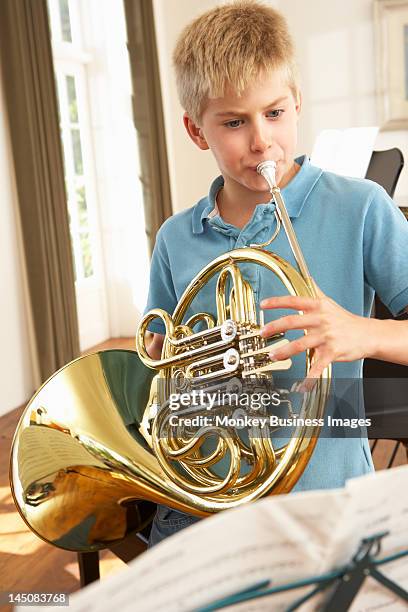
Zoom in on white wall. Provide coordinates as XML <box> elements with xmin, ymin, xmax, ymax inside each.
<box><xmin>153</xmin><ymin>0</ymin><xmax>220</xmax><ymax>213</ymax></box>
<box><xmin>279</xmin><ymin>0</ymin><xmax>408</xmax><ymax>203</ymax></box>
<box><xmin>281</xmin><ymin>0</ymin><xmax>377</xmax><ymax>155</ymax></box>
<box><xmin>154</xmin><ymin>0</ymin><xmax>408</xmax><ymax>210</ymax></box>
<box><xmin>0</xmin><ymin>73</ymin><xmax>35</xmax><ymax>416</ymax></box>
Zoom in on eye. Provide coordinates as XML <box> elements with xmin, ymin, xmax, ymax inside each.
<box><xmin>267</xmin><ymin>109</ymin><xmax>284</xmax><ymax>120</ymax></box>
<box><xmin>224</xmin><ymin>119</ymin><xmax>243</xmax><ymax>129</ymax></box>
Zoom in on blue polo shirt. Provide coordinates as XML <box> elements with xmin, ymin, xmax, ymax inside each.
<box><xmin>144</xmin><ymin>155</ymin><xmax>408</xmax><ymax>490</ymax></box>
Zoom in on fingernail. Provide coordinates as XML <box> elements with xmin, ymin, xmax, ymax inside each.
<box><xmin>260</xmin><ymin>300</ymin><xmax>267</xmax><ymax>308</ymax></box>
<box><xmin>269</xmin><ymin>352</ymin><xmax>277</xmax><ymax>361</ymax></box>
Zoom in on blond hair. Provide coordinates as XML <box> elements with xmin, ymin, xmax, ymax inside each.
<box><xmin>173</xmin><ymin>1</ymin><xmax>299</xmax><ymax>124</ymax></box>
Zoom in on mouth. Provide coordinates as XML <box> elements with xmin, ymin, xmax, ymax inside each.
<box><xmin>248</xmin><ymin>161</ymin><xmax>279</xmax><ymax>172</ymax></box>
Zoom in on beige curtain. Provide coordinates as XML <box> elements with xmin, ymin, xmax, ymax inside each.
<box><xmin>124</xmin><ymin>0</ymin><xmax>173</xmax><ymax>255</ymax></box>
<box><xmin>0</xmin><ymin>0</ymin><xmax>80</xmax><ymax>382</ymax></box>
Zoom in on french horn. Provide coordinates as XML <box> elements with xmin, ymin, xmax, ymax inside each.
<box><xmin>10</xmin><ymin>161</ymin><xmax>331</xmax><ymax>552</ymax></box>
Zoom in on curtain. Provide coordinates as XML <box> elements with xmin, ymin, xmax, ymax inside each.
<box><xmin>0</xmin><ymin>0</ymin><xmax>80</xmax><ymax>383</ymax></box>
<box><xmin>124</xmin><ymin>0</ymin><xmax>173</xmax><ymax>255</ymax></box>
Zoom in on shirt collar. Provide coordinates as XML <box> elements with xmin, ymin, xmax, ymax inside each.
<box><xmin>192</xmin><ymin>155</ymin><xmax>323</xmax><ymax>234</ymax></box>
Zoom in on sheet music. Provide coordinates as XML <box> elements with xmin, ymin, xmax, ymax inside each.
<box><xmin>343</xmin><ymin>467</ymin><xmax>408</xmax><ymax>611</ymax></box>
<box><xmin>22</xmin><ymin>465</ymin><xmax>408</xmax><ymax>612</ymax></box>
<box><xmin>310</xmin><ymin>127</ymin><xmax>379</xmax><ymax>179</ymax></box>
<box><xmin>325</xmin><ymin>465</ymin><xmax>408</xmax><ymax>570</ymax></box>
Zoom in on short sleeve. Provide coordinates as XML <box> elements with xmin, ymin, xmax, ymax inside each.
<box><xmin>363</xmin><ymin>185</ymin><xmax>408</xmax><ymax>316</ymax></box>
<box><xmin>143</xmin><ymin>226</ymin><xmax>177</xmax><ymax>334</ymax></box>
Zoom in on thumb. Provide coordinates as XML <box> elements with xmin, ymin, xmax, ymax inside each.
<box><xmin>312</xmin><ymin>280</ymin><xmax>325</xmax><ymax>298</ymax></box>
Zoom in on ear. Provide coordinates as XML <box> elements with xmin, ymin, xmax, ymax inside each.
<box><xmin>183</xmin><ymin>113</ymin><xmax>209</xmax><ymax>150</ymax></box>
<box><xmin>295</xmin><ymin>90</ymin><xmax>302</xmax><ymax>116</ymax></box>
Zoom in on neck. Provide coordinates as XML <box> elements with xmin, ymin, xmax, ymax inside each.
<box><xmin>217</xmin><ymin>161</ymin><xmax>300</xmax><ymax>229</ymax></box>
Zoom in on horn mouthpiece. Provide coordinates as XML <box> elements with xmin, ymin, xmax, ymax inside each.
<box><xmin>256</xmin><ymin>161</ymin><xmax>277</xmax><ymax>190</ymax></box>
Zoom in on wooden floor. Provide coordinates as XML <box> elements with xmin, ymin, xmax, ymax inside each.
<box><xmin>0</xmin><ymin>337</ymin><xmax>406</xmax><ymax>610</ymax></box>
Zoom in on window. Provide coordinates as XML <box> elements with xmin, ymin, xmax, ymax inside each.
<box><xmin>58</xmin><ymin>0</ymin><xmax>72</xmax><ymax>42</ymax></box>
<box><xmin>48</xmin><ymin>0</ymin><xmax>96</xmax><ymax>283</ymax></box>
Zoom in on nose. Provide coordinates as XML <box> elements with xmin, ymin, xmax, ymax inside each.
<box><xmin>249</xmin><ymin>122</ymin><xmax>271</xmax><ymax>154</ymax></box>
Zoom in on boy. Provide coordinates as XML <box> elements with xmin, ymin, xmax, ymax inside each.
<box><xmin>144</xmin><ymin>1</ymin><xmax>408</xmax><ymax>547</ymax></box>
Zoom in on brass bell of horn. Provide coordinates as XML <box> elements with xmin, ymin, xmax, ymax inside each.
<box><xmin>10</xmin><ymin>161</ymin><xmax>331</xmax><ymax>551</ymax></box>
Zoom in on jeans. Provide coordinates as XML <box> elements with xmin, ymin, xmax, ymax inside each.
<box><xmin>148</xmin><ymin>505</ymin><xmax>201</xmax><ymax>548</ymax></box>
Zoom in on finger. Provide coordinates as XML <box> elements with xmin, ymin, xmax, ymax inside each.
<box><xmin>260</xmin><ymin>295</ymin><xmax>319</xmax><ymax>312</ymax></box>
<box><xmin>260</xmin><ymin>314</ymin><xmax>320</xmax><ymax>338</ymax></box>
<box><xmin>269</xmin><ymin>333</ymin><xmax>322</xmax><ymax>361</ymax></box>
<box><xmin>299</xmin><ymin>361</ymin><xmax>331</xmax><ymax>391</ymax></box>
<box><xmin>298</xmin><ymin>378</ymin><xmax>318</xmax><ymax>393</ymax></box>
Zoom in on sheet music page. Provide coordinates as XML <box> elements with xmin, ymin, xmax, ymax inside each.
<box><xmin>323</xmin><ymin>464</ymin><xmax>408</xmax><ymax>567</ymax></box>
<box><xmin>310</xmin><ymin>127</ymin><xmax>379</xmax><ymax>178</ymax></box>
<box><xmin>22</xmin><ymin>465</ymin><xmax>408</xmax><ymax>612</ymax></box>
<box><xmin>332</xmin><ymin>465</ymin><xmax>408</xmax><ymax>611</ymax></box>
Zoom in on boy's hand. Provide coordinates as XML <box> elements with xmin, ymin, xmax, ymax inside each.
<box><xmin>146</xmin><ymin>333</ymin><xmax>165</xmax><ymax>360</ymax></box>
<box><xmin>260</xmin><ymin>286</ymin><xmax>373</xmax><ymax>388</ymax></box>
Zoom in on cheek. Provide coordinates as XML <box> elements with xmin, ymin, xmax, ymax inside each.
<box><xmin>221</xmin><ymin>132</ymin><xmax>244</xmax><ymax>158</ymax></box>
<box><xmin>212</xmin><ymin>136</ymin><xmax>241</xmax><ymax>164</ymax></box>
<box><xmin>283</xmin><ymin>116</ymin><xmax>298</xmax><ymax>144</ymax></box>
<box><xmin>276</xmin><ymin>125</ymin><xmax>297</xmax><ymax>155</ymax></box>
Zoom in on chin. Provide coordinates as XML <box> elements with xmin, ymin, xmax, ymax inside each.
<box><xmin>245</xmin><ymin>182</ymin><xmax>271</xmax><ymax>197</ymax></box>
<box><xmin>229</xmin><ymin>172</ymin><xmax>269</xmax><ymax>194</ymax></box>
<box><xmin>249</xmin><ymin>174</ymin><xmax>273</xmax><ymax>192</ymax></box>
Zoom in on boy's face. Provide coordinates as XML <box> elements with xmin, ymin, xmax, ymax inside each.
<box><xmin>185</xmin><ymin>69</ymin><xmax>301</xmax><ymax>198</ymax></box>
